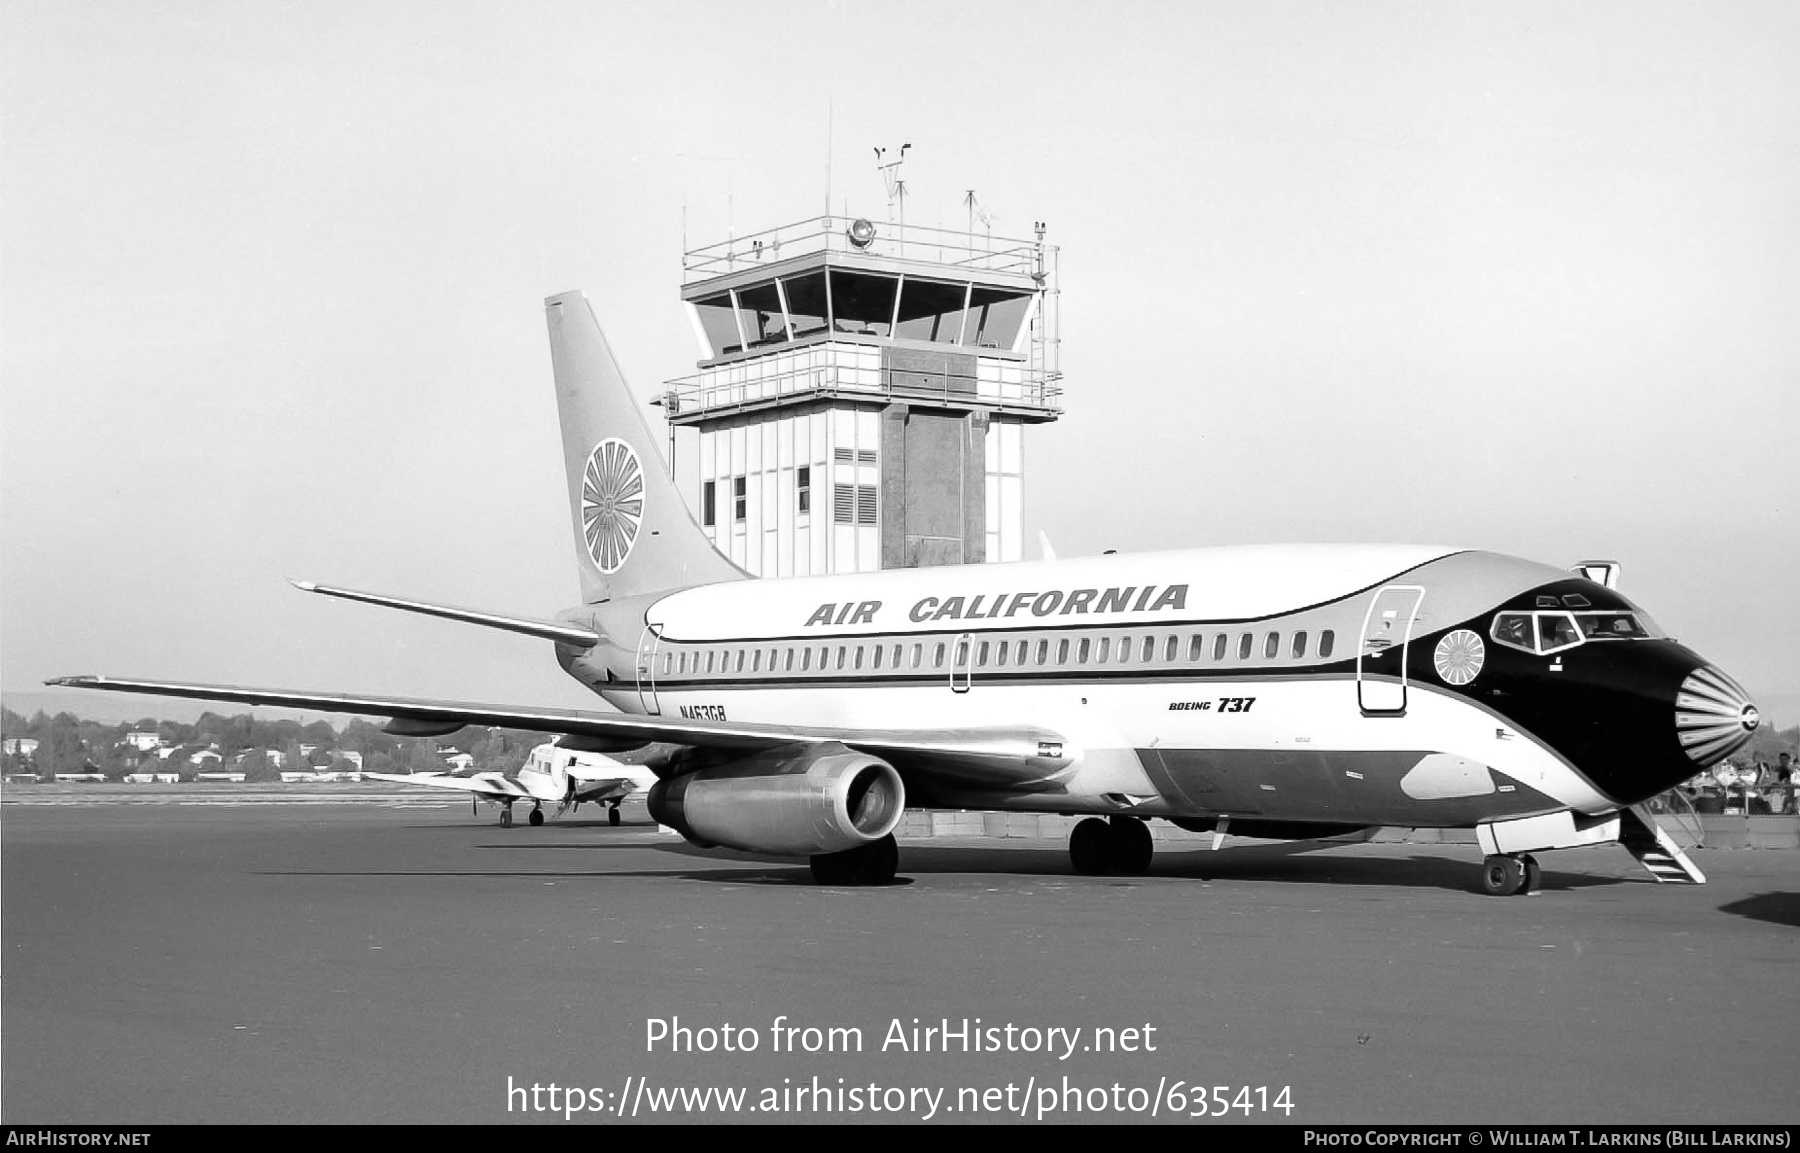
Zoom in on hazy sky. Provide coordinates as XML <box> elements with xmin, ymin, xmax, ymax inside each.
<box><xmin>4</xmin><ymin>1</ymin><xmax>1797</xmax><ymax>720</ymax></box>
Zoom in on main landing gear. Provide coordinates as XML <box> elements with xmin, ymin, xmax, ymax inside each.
<box><xmin>499</xmin><ymin>802</ymin><xmax>515</xmax><ymax>828</ymax></box>
<box><xmin>1069</xmin><ymin>815</ymin><xmax>1154</xmax><ymax>876</ymax></box>
<box><xmin>608</xmin><ymin>803</ymin><xmax>622</xmax><ymax>827</ymax></box>
<box><xmin>809</xmin><ymin>835</ymin><xmax>899</xmax><ymax>886</ymax></box>
<box><xmin>528</xmin><ymin>804</ymin><xmax>545</xmax><ymax>827</ymax></box>
<box><xmin>1480</xmin><ymin>853</ymin><xmax>1542</xmax><ymax>896</ymax></box>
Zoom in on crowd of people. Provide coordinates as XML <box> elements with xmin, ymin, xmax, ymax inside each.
<box><xmin>1680</xmin><ymin>750</ymin><xmax>1798</xmax><ymax>814</ymax></box>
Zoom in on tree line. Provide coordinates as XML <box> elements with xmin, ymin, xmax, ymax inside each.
<box><xmin>0</xmin><ymin>707</ymin><xmax>549</xmax><ymax>781</ymax></box>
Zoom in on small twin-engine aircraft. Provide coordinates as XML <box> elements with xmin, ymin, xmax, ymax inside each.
<box><xmin>55</xmin><ymin>292</ymin><xmax>1759</xmax><ymax>892</ymax></box>
<box><xmin>363</xmin><ymin>741</ymin><xmax>657</xmax><ymax>828</ymax></box>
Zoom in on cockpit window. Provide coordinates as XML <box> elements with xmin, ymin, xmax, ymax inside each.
<box><xmin>1536</xmin><ymin>613</ymin><xmax>1581</xmax><ymax>653</ymax></box>
<box><xmin>1492</xmin><ymin>610</ymin><xmax>1622</xmax><ymax>655</ymax></box>
<box><xmin>1492</xmin><ymin>613</ymin><xmax>1534</xmax><ymax>652</ymax></box>
<box><xmin>1576</xmin><ymin>612</ymin><xmax>1649</xmax><ymax>640</ymax></box>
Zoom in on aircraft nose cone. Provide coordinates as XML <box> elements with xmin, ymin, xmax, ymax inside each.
<box><xmin>1675</xmin><ymin>666</ymin><xmax>1759</xmax><ymax>766</ymax></box>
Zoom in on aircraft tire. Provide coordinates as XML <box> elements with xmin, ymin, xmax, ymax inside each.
<box><xmin>609</xmin><ymin>807</ymin><xmax>622</xmax><ymax>827</ymax></box>
<box><xmin>809</xmin><ymin>835</ymin><xmax>899</xmax><ymax>886</ymax></box>
<box><xmin>1480</xmin><ymin>854</ymin><xmax>1526</xmax><ymax>896</ymax></box>
<box><xmin>500</xmin><ymin>809</ymin><xmax>513</xmax><ymax>828</ymax></box>
<box><xmin>1520</xmin><ymin>854</ymin><xmax>1542</xmax><ymax>895</ymax></box>
<box><xmin>1070</xmin><ymin>818</ymin><xmax>1112</xmax><ymax>875</ymax></box>
<box><xmin>529</xmin><ymin>808</ymin><xmax>544</xmax><ymax>827</ymax></box>
<box><xmin>1108</xmin><ymin>816</ymin><xmax>1154</xmax><ymax>875</ymax></box>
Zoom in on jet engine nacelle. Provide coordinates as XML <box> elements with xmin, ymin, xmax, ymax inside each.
<box><xmin>647</xmin><ymin>742</ymin><xmax>904</xmax><ymax>857</ymax></box>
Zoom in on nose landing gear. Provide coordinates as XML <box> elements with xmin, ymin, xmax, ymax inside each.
<box><xmin>1480</xmin><ymin>853</ymin><xmax>1541</xmax><ymax>896</ymax></box>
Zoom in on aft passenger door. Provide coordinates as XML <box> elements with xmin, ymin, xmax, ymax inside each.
<box><xmin>1357</xmin><ymin>585</ymin><xmax>1424</xmax><ymax>715</ymax></box>
<box><xmin>635</xmin><ymin>624</ymin><xmax>662</xmax><ymax>715</ymax></box>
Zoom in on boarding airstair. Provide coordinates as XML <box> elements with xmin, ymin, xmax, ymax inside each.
<box><xmin>1620</xmin><ymin>803</ymin><xmax>1706</xmax><ymax>884</ymax></box>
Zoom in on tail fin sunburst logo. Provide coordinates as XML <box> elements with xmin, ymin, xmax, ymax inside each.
<box><xmin>581</xmin><ymin>438</ymin><xmax>644</xmax><ymax>573</ymax></box>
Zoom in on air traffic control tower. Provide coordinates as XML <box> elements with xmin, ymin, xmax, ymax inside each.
<box><xmin>661</xmin><ymin>214</ymin><xmax>1061</xmax><ymax>576</ymax></box>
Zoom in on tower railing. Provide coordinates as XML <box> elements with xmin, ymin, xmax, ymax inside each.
<box><xmin>661</xmin><ymin>346</ymin><xmax>1062</xmax><ymax>420</ymax></box>
<box><xmin>682</xmin><ymin>215</ymin><xmax>1047</xmax><ymax>282</ymax></box>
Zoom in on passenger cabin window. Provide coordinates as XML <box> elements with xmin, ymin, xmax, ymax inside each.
<box><xmin>933</xmin><ymin>643</ymin><xmax>946</xmax><ymax>668</ymax></box>
<box><xmin>910</xmin><ymin>644</ymin><xmax>922</xmax><ymax>669</ymax></box>
<box><xmin>1238</xmin><ymin>633</ymin><xmax>1253</xmax><ymax>661</ymax></box>
<box><xmin>1265</xmin><ymin>631</ymin><xmax>1280</xmax><ymax>659</ymax></box>
<box><xmin>1293</xmin><ymin>631</ymin><xmax>1308</xmax><ymax>659</ymax></box>
<box><xmin>1095</xmin><ymin>637</ymin><xmax>1109</xmax><ymax>663</ymax></box>
<box><xmin>1057</xmin><ymin>639</ymin><xmax>1070</xmax><ymax>664</ymax></box>
<box><xmin>1214</xmin><ymin>634</ymin><xmax>1228</xmax><ymax>661</ymax></box>
<box><xmin>977</xmin><ymin>641</ymin><xmax>990</xmax><ymax>666</ymax></box>
<box><xmin>1189</xmin><ymin>634</ymin><xmax>1204</xmax><ymax>661</ymax></box>
<box><xmin>1319</xmin><ymin>630</ymin><xmax>1335</xmax><ymax>659</ymax></box>
<box><xmin>1035</xmin><ymin>640</ymin><xmax>1049</xmax><ymax>665</ymax></box>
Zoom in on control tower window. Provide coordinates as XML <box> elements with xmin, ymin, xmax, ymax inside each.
<box><xmin>781</xmin><ymin>272</ymin><xmax>829</xmax><ymax>340</ymax></box>
<box><xmin>695</xmin><ymin>293</ymin><xmax>743</xmax><ymax>356</ymax></box>
<box><xmin>962</xmin><ymin>286</ymin><xmax>1031</xmax><ymax>349</ymax></box>
<box><xmin>828</xmin><ymin>271</ymin><xmax>896</xmax><ymax>336</ymax></box>
<box><xmin>734</xmin><ymin>282</ymin><xmax>789</xmax><ymax>349</ymax></box>
<box><xmin>896</xmin><ymin>278</ymin><xmax>970</xmax><ymax>344</ymax></box>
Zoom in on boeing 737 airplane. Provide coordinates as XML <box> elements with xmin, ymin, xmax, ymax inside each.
<box><xmin>364</xmin><ymin>740</ymin><xmax>657</xmax><ymax>827</ymax></box>
<box><xmin>54</xmin><ymin>292</ymin><xmax>1760</xmax><ymax>892</ymax></box>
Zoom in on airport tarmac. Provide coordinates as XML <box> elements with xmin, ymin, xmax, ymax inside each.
<box><xmin>4</xmin><ymin>800</ymin><xmax>1796</xmax><ymax>1125</ymax></box>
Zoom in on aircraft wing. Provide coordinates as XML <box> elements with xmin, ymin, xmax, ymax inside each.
<box><xmin>571</xmin><ymin>778</ymin><xmax>642</xmax><ymax>802</ymax></box>
<box><xmin>363</xmin><ymin>770</ymin><xmax>538</xmax><ymax>800</ymax></box>
<box><xmin>49</xmin><ymin>676</ymin><xmax>1072</xmax><ymax>789</ymax></box>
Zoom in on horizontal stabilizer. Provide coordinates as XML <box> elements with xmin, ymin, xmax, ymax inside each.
<box><xmin>289</xmin><ymin>580</ymin><xmax>599</xmax><ymax>648</ymax></box>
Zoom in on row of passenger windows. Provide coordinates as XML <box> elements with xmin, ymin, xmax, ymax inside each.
<box><xmin>662</xmin><ymin>629</ymin><xmax>1337</xmax><ymax>677</ymax></box>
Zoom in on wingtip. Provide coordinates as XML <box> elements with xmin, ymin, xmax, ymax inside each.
<box><xmin>45</xmin><ymin>675</ymin><xmax>98</xmax><ymax>687</ymax></box>
<box><xmin>287</xmin><ymin>578</ymin><xmax>319</xmax><ymax>592</ymax></box>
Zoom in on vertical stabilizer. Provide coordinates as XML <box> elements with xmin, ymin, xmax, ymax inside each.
<box><xmin>546</xmin><ymin>291</ymin><xmax>744</xmax><ymax>603</ymax></box>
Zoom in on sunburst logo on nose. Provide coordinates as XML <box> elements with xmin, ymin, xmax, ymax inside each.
<box><xmin>1741</xmin><ymin>705</ymin><xmax>1760</xmax><ymax>733</ymax></box>
<box><xmin>1433</xmin><ymin>629</ymin><xmax>1485</xmax><ymax>686</ymax></box>
<box><xmin>581</xmin><ymin>438</ymin><xmax>644</xmax><ymax>574</ymax></box>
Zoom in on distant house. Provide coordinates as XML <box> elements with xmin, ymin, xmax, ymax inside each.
<box><xmin>195</xmin><ymin>771</ymin><xmax>247</xmax><ymax>783</ymax></box>
<box><xmin>4</xmin><ymin>773</ymin><xmax>42</xmax><ymax>783</ymax></box>
<box><xmin>332</xmin><ymin>751</ymin><xmax>364</xmax><ymax>770</ymax></box>
<box><xmin>53</xmin><ymin>772</ymin><xmax>106</xmax><ymax>783</ymax></box>
<box><xmin>124</xmin><ymin>732</ymin><xmax>163</xmax><ymax>752</ymax></box>
<box><xmin>123</xmin><ymin>772</ymin><xmax>181</xmax><ymax>784</ymax></box>
<box><xmin>443</xmin><ymin>753</ymin><xmax>475</xmax><ymax>772</ymax></box>
<box><xmin>188</xmin><ymin>750</ymin><xmax>223</xmax><ymax>768</ymax></box>
<box><xmin>3</xmin><ymin>738</ymin><xmax>40</xmax><ymax>757</ymax></box>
